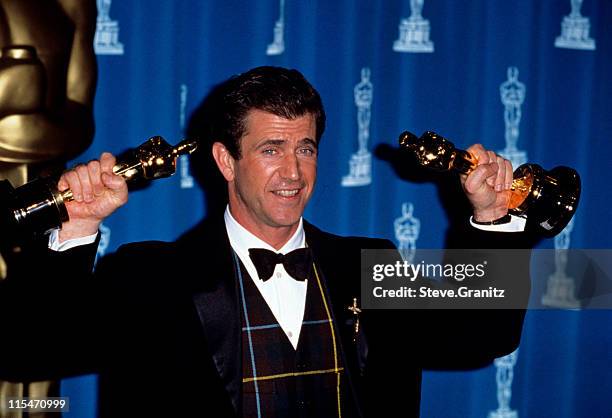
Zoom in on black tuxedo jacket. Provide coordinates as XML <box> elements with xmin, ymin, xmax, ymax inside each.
<box><xmin>0</xmin><ymin>216</ymin><xmax>533</xmax><ymax>417</ymax></box>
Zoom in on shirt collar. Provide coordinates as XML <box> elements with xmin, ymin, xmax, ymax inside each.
<box><xmin>224</xmin><ymin>205</ymin><xmax>305</xmax><ymax>258</ymax></box>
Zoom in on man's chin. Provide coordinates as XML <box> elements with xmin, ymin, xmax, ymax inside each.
<box><xmin>269</xmin><ymin>218</ymin><xmax>301</xmax><ymax>229</ymax></box>
<box><xmin>267</xmin><ymin>212</ymin><xmax>303</xmax><ymax>229</ymax></box>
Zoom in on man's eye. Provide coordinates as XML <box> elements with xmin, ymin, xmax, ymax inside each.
<box><xmin>262</xmin><ymin>148</ymin><xmax>277</xmax><ymax>155</ymax></box>
<box><xmin>299</xmin><ymin>148</ymin><xmax>316</xmax><ymax>156</ymax></box>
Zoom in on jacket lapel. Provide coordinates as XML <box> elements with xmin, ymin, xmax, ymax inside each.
<box><xmin>304</xmin><ymin>221</ymin><xmax>359</xmax><ymax>319</ymax></box>
<box><xmin>178</xmin><ymin>218</ymin><xmax>242</xmax><ymax>415</ymax></box>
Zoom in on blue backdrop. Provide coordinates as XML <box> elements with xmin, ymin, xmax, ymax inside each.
<box><xmin>61</xmin><ymin>1</ymin><xmax>612</xmax><ymax>417</ymax></box>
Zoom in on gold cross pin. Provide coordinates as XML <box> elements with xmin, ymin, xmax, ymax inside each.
<box><xmin>348</xmin><ymin>297</ymin><xmax>361</xmax><ymax>342</ymax></box>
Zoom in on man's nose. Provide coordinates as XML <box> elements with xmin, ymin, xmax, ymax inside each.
<box><xmin>279</xmin><ymin>152</ymin><xmax>301</xmax><ymax>180</ymax></box>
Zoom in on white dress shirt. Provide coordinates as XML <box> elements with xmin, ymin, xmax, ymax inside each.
<box><xmin>224</xmin><ymin>207</ymin><xmax>307</xmax><ymax>350</ymax></box>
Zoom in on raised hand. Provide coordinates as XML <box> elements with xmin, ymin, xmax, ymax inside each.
<box><xmin>57</xmin><ymin>152</ymin><xmax>128</xmax><ymax>241</ymax></box>
<box><xmin>460</xmin><ymin>144</ymin><xmax>513</xmax><ymax>223</ymax></box>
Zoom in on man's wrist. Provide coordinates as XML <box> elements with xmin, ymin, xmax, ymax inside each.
<box><xmin>472</xmin><ymin>214</ymin><xmax>512</xmax><ymax>225</ymax></box>
<box><xmin>49</xmin><ymin>229</ymin><xmax>99</xmax><ymax>251</ymax></box>
<box><xmin>472</xmin><ymin>209</ymin><xmax>509</xmax><ymax>224</ymax></box>
<box><xmin>470</xmin><ymin>214</ymin><xmax>526</xmax><ymax>232</ymax></box>
<box><xmin>58</xmin><ymin>220</ymin><xmax>101</xmax><ymax>243</ymax></box>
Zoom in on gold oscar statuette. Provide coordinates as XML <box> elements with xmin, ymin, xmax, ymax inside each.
<box><xmin>399</xmin><ymin>130</ymin><xmax>581</xmax><ymax>237</ymax></box>
<box><xmin>0</xmin><ymin>136</ymin><xmax>197</xmax><ymax>238</ymax></box>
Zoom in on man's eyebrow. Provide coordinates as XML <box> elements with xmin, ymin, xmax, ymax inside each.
<box><xmin>255</xmin><ymin>139</ymin><xmax>285</xmax><ymax>149</ymax></box>
<box><xmin>254</xmin><ymin>138</ymin><xmax>318</xmax><ymax>148</ymax></box>
<box><xmin>300</xmin><ymin>138</ymin><xmax>318</xmax><ymax>148</ymax></box>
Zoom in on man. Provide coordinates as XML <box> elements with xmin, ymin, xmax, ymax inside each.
<box><xmin>0</xmin><ymin>66</ymin><xmax>531</xmax><ymax>417</ymax></box>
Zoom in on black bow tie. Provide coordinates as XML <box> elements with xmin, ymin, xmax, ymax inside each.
<box><xmin>248</xmin><ymin>248</ymin><xmax>313</xmax><ymax>282</ymax></box>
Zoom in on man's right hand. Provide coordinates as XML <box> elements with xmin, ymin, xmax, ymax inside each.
<box><xmin>57</xmin><ymin>152</ymin><xmax>128</xmax><ymax>242</ymax></box>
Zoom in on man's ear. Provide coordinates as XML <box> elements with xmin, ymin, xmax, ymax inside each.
<box><xmin>212</xmin><ymin>142</ymin><xmax>236</xmax><ymax>181</ymax></box>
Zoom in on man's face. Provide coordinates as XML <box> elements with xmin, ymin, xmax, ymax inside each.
<box><xmin>223</xmin><ymin>109</ymin><xmax>318</xmax><ymax>239</ymax></box>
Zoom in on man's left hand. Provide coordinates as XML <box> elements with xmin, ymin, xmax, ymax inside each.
<box><xmin>460</xmin><ymin>144</ymin><xmax>513</xmax><ymax>223</ymax></box>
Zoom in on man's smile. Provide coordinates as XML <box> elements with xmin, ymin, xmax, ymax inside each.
<box><xmin>272</xmin><ymin>189</ymin><xmax>301</xmax><ymax>198</ymax></box>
